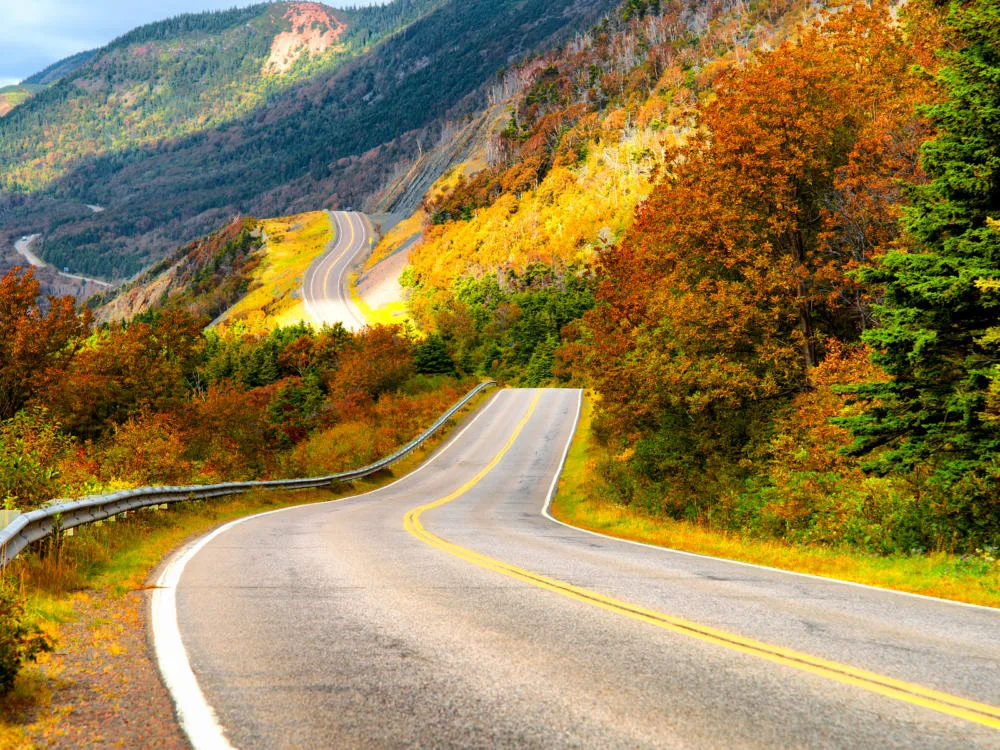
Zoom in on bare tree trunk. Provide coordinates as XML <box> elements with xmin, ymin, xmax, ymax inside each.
<box><xmin>788</xmin><ymin>227</ymin><xmax>816</xmax><ymax>369</ymax></box>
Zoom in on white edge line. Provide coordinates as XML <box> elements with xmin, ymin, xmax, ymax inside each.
<box><xmin>152</xmin><ymin>388</ymin><xmax>505</xmax><ymax>750</ymax></box>
<box><xmin>301</xmin><ymin>213</ymin><xmax>330</xmax><ymax>325</ymax></box>
<box><xmin>335</xmin><ymin>212</ymin><xmax>369</xmax><ymax>331</ymax></box>
<box><xmin>541</xmin><ymin>390</ymin><xmax>999</xmax><ymax>614</ymax></box>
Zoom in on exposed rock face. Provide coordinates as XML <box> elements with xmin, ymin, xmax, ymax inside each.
<box><xmin>265</xmin><ymin>3</ymin><xmax>347</xmax><ymax>75</ymax></box>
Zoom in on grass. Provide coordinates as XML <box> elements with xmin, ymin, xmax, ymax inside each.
<box><xmin>551</xmin><ymin>392</ymin><xmax>1000</xmax><ymax>609</ymax></box>
<box><xmin>350</xmin><ymin>271</ymin><xmax>409</xmax><ymax>327</ymax></box>
<box><xmin>0</xmin><ymin>385</ymin><xmax>495</xmax><ymax>743</ymax></box>
<box><xmin>218</xmin><ymin>211</ymin><xmax>333</xmax><ymax>333</ymax></box>
<box><xmin>364</xmin><ymin>208</ymin><xmax>427</xmax><ymax>271</ymax></box>
<box><xmin>0</xmin><ymin>87</ymin><xmax>33</xmax><ymax>113</ymax></box>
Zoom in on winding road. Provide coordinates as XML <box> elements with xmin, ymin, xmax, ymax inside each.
<box><xmin>13</xmin><ymin>233</ymin><xmax>112</xmax><ymax>288</ymax></box>
<box><xmin>156</xmin><ymin>388</ymin><xmax>1000</xmax><ymax>749</ymax></box>
<box><xmin>302</xmin><ymin>210</ymin><xmax>370</xmax><ymax>331</ymax></box>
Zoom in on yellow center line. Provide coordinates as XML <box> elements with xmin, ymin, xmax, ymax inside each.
<box><xmin>403</xmin><ymin>391</ymin><xmax>1000</xmax><ymax>731</ymax></box>
<box><xmin>321</xmin><ymin>212</ymin><xmax>357</xmax><ymax>300</ymax></box>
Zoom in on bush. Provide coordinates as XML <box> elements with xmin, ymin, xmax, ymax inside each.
<box><xmin>0</xmin><ymin>582</ymin><xmax>53</xmax><ymax>694</ymax></box>
<box><xmin>414</xmin><ymin>334</ymin><xmax>456</xmax><ymax>375</ymax></box>
<box><xmin>0</xmin><ymin>409</ymin><xmax>77</xmax><ymax>509</ymax></box>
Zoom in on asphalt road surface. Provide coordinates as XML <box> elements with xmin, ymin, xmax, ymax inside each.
<box><xmin>13</xmin><ymin>233</ymin><xmax>111</xmax><ymax>287</ymax></box>
<box><xmin>302</xmin><ymin>210</ymin><xmax>370</xmax><ymax>331</ymax></box>
<box><xmin>161</xmin><ymin>388</ymin><xmax>1000</xmax><ymax>749</ymax></box>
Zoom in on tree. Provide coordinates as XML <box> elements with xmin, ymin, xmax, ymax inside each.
<box><xmin>586</xmin><ymin>3</ymin><xmax>934</xmax><ymax>491</ymax></box>
<box><xmin>43</xmin><ymin>309</ymin><xmax>202</xmax><ymax>438</ymax></box>
<box><xmin>845</xmin><ymin>0</ymin><xmax>1000</xmax><ymax>496</ymax></box>
<box><xmin>414</xmin><ymin>334</ymin><xmax>455</xmax><ymax>375</ymax></box>
<box><xmin>0</xmin><ymin>268</ymin><xmax>90</xmax><ymax>420</ymax></box>
<box><xmin>591</xmin><ymin>5</ymin><xmax>903</xmax><ymax>426</ymax></box>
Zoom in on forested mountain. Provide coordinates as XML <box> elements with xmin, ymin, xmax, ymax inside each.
<box><xmin>372</xmin><ymin>0</ymin><xmax>1000</xmax><ymax>555</ymax></box>
<box><xmin>0</xmin><ymin>0</ymin><xmax>618</xmax><ymax>280</ymax></box>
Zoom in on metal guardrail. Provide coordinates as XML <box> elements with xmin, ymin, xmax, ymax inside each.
<box><xmin>0</xmin><ymin>381</ymin><xmax>497</xmax><ymax>568</ymax></box>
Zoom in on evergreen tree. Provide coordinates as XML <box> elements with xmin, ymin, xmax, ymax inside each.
<box><xmin>522</xmin><ymin>336</ymin><xmax>556</xmax><ymax>387</ymax></box>
<box><xmin>845</xmin><ymin>0</ymin><xmax>1000</xmax><ymax>487</ymax></box>
<box><xmin>414</xmin><ymin>334</ymin><xmax>455</xmax><ymax>375</ymax></box>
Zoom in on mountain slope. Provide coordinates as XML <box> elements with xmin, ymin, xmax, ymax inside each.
<box><xmin>21</xmin><ymin>50</ymin><xmax>98</xmax><ymax>87</ymax></box>
<box><xmin>0</xmin><ymin>0</ymin><xmax>617</xmax><ymax>281</ymax></box>
<box><xmin>0</xmin><ymin>86</ymin><xmax>44</xmax><ymax>118</ymax></box>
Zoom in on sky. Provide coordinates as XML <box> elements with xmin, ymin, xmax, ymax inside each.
<box><xmin>0</xmin><ymin>0</ymin><xmax>387</xmax><ymax>88</ymax></box>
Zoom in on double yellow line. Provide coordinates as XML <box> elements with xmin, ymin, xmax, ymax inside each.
<box><xmin>321</xmin><ymin>212</ymin><xmax>358</xmax><ymax>296</ymax></box>
<box><xmin>404</xmin><ymin>391</ymin><xmax>1000</xmax><ymax>731</ymax></box>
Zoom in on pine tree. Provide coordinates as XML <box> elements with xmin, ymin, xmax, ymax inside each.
<box><xmin>414</xmin><ymin>334</ymin><xmax>455</xmax><ymax>375</ymax></box>
<box><xmin>845</xmin><ymin>0</ymin><xmax>1000</xmax><ymax>487</ymax></box>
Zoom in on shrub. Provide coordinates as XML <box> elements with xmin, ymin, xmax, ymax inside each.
<box><xmin>0</xmin><ymin>582</ymin><xmax>53</xmax><ymax>694</ymax></box>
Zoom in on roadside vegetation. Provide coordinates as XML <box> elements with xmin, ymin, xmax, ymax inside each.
<box><xmin>401</xmin><ymin>0</ymin><xmax>1000</xmax><ymax>572</ymax></box>
<box><xmin>0</xmin><ymin>264</ymin><xmax>474</xmax><ymax>505</ymax></box>
<box><xmin>552</xmin><ymin>394</ymin><xmax>1000</xmax><ymax>608</ymax></box>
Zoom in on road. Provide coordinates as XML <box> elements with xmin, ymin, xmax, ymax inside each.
<box><xmin>157</xmin><ymin>389</ymin><xmax>1000</xmax><ymax>749</ymax></box>
<box><xmin>14</xmin><ymin>234</ymin><xmax>45</xmax><ymax>267</ymax></box>
<box><xmin>302</xmin><ymin>210</ymin><xmax>370</xmax><ymax>331</ymax></box>
<box><xmin>13</xmin><ymin>233</ymin><xmax>112</xmax><ymax>288</ymax></box>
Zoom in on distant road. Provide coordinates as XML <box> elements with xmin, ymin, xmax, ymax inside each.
<box><xmin>302</xmin><ymin>210</ymin><xmax>370</xmax><ymax>330</ymax></box>
<box><xmin>159</xmin><ymin>388</ymin><xmax>1000</xmax><ymax>749</ymax></box>
<box><xmin>13</xmin><ymin>233</ymin><xmax>112</xmax><ymax>288</ymax></box>
<box><xmin>14</xmin><ymin>234</ymin><xmax>45</xmax><ymax>267</ymax></box>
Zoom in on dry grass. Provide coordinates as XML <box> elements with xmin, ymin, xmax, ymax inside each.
<box><xmin>349</xmin><ymin>271</ymin><xmax>409</xmax><ymax>327</ymax></box>
<box><xmin>218</xmin><ymin>211</ymin><xmax>333</xmax><ymax>333</ymax></box>
<box><xmin>551</xmin><ymin>393</ymin><xmax>1000</xmax><ymax>608</ymax></box>
<box><xmin>364</xmin><ymin>208</ymin><xmax>427</xmax><ymax>271</ymax></box>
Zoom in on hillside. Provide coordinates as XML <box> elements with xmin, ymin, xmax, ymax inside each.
<box><xmin>0</xmin><ymin>86</ymin><xmax>44</xmax><ymax>118</ymax></box>
<box><xmin>0</xmin><ymin>0</ymin><xmax>618</xmax><ymax>282</ymax></box>
<box><xmin>92</xmin><ymin>217</ymin><xmax>267</xmax><ymax>324</ymax></box>
<box><xmin>21</xmin><ymin>50</ymin><xmax>97</xmax><ymax>86</ymax></box>
<box><xmin>95</xmin><ymin>210</ymin><xmax>338</xmax><ymax>333</ymax></box>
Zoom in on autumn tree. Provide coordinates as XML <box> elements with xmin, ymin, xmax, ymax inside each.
<box><xmin>43</xmin><ymin>310</ymin><xmax>203</xmax><ymax>438</ymax></box>
<box><xmin>587</xmin><ymin>3</ymin><xmax>932</xmax><ymax>485</ymax></box>
<box><xmin>328</xmin><ymin>326</ymin><xmax>416</xmax><ymax>410</ymax></box>
<box><xmin>0</xmin><ymin>268</ymin><xmax>90</xmax><ymax>420</ymax></box>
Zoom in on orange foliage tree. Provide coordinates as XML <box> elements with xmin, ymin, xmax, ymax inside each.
<box><xmin>0</xmin><ymin>268</ymin><xmax>90</xmax><ymax>421</ymax></box>
<box><xmin>587</xmin><ymin>2</ymin><xmax>941</xmax><ymax>478</ymax></box>
<box><xmin>43</xmin><ymin>310</ymin><xmax>204</xmax><ymax>439</ymax></box>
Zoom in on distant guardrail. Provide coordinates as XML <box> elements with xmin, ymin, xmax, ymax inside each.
<box><xmin>0</xmin><ymin>381</ymin><xmax>497</xmax><ymax>568</ymax></box>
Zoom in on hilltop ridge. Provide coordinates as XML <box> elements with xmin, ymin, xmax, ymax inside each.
<box><xmin>0</xmin><ymin>0</ymin><xmax>616</xmax><ymax>283</ymax></box>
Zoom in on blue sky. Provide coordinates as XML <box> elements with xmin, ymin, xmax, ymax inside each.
<box><xmin>0</xmin><ymin>1</ymin><xmax>387</xmax><ymax>87</ymax></box>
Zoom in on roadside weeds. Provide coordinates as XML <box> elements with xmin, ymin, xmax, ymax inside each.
<box><xmin>550</xmin><ymin>392</ymin><xmax>1000</xmax><ymax>609</ymax></box>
